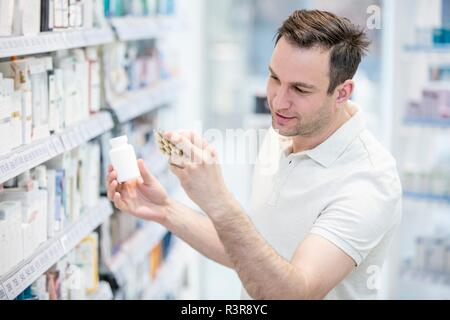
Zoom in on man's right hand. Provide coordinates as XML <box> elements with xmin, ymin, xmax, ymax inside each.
<box><xmin>106</xmin><ymin>159</ymin><xmax>170</xmax><ymax>223</ymax></box>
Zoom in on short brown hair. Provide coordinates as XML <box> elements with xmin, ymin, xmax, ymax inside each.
<box><xmin>276</xmin><ymin>10</ymin><xmax>370</xmax><ymax>95</ymax></box>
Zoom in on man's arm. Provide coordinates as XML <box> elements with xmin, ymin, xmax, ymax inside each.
<box><xmin>210</xmin><ymin>199</ymin><xmax>355</xmax><ymax>299</ymax></box>
<box><xmin>162</xmin><ymin>199</ymin><xmax>233</xmax><ymax>268</ymax></box>
<box><xmin>163</xmin><ymin>131</ymin><xmax>356</xmax><ymax>299</ymax></box>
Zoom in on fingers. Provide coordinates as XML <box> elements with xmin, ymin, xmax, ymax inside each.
<box><xmin>106</xmin><ymin>169</ymin><xmax>118</xmax><ymax>200</ymax></box>
<box><xmin>107</xmin><ymin>169</ymin><xmax>117</xmax><ymax>185</ymax></box>
<box><xmin>180</xmin><ymin>131</ymin><xmax>218</xmax><ymax>164</ymax></box>
<box><xmin>137</xmin><ymin>159</ymin><xmax>153</xmax><ymax>185</ymax></box>
<box><xmin>107</xmin><ymin>178</ymin><xmax>118</xmax><ymax>201</ymax></box>
<box><xmin>179</xmin><ymin>131</ymin><xmax>209</xmax><ymax>149</ymax></box>
<box><xmin>113</xmin><ymin>192</ymin><xmax>127</xmax><ymax>212</ymax></box>
<box><xmin>164</xmin><ymin>131</ymin><xmax>203</xmax><ymax>166</ymax></box>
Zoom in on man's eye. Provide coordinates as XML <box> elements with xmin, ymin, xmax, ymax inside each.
<box><xmin>294</xmin><ymin>87</ymin><xmax>309</xmax><ymax>94</ymax></box>
<box><xmin>270</xmin><ymin>75</ymin><xmax>279</xmax><ymax>81</ymax></box>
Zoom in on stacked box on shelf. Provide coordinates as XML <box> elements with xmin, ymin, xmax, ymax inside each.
<box><xmin>104</xmin><ymin>0</ymin><xmax>176</xmax><ymax>17</ymax></box>
<box><xmin>0</xmin><ymin>0</ymin><xmax>108</xmax><ymax>38</ymax></box>
<box><xmin>402</xmin><ymin>165</ymin><xmax>450</xmax><ymax>200</ymax></box>
<box><xmin>409</xmin><ymin>233</ymin><xmax>450</xmax><ymax>275</ymax></box>
<box><xmin>0</xmin><ymin>48</ymin><xmax>103</xmax><ymax>156</ymax></box>
<box><xmin>0</xmin><ymin>141</ymin><xmax>101</xmax><ymax>279</ymax></box>
<box><xmin>406</xmin><ymin>84</ymin><xmax>450</xmax><ymax>122</ymax></box>
<box><xmin>0</xmin><ymin>201</ymin><xmax>23</xmax><ymax>276</ymax></box>
<box><xmin>103</xmin><ymin>42</ymin><xmax>167</xmax><ymax>102</ymax></box>
<box><xmin>14</xmin><ymin>232</ymin><xmax>102</xmax><ymax>300</ymax></box>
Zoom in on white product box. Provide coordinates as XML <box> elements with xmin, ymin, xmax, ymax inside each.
<box><xmin>0</xmin><ymin>59</ymin><xmax>34</xmax><ymax>145</ymax></box>
<box><xmin>53</xmin><ymin>0</ymin><xmax>64</xmax><ymax>29</ymax></box>
<box><xmin>29</xmin><ymin>57</ymin><xmax>53</xmax><ymax>140</ymax></box>
<box><xmin>53</xmin><ymin>68</ymin><xmax>65</xmax><ymax>131</ymax></box>
<box><xmin>0</xmin><ymin>188</ymin><xmax>48</xmax><ymax>260</ymax></box>
<box><xmin>80</xmin><ymin>143</ymin><xmax>100</xmax><ymax>208</ymax></box>
<box><xmin>62</xmin><ymin>0</ymin><xmax>70</xmax><ymax>28</ymax></box>
<box><xmin>0</xmin><ymin>201</ymin><xmax>23</xmax><ymax>276</ymax></box>
<box><xmin>0</xmin><ymin>0</ymin><xmax>15</xmax><ymax>37</ymax></box>
<box><xmin>0</xmin><ymin>77</ymin><xmax>15</xmax><ymax>154</ymax></box>
<box><xmin>46</xmin><ymin>169</ymin><xmax>56</xmax><ymax>239</ymax></box>
<box><xmin>83</xmin><ymin>0</ymin><xmax>94</xmax><ymax>29</ymax></box>
<box><xmin>86</xmin><ymin>48</ymin><xmax>101</xmax><ymax>113</ymax></box>
<box><xmin>10</xmin><ymin>90</ymin><xmax>23</xmax><ymax>149</ymax></box>
<box><xmin>72</xmin><ymin>49</ymin><xmax>90</xmax><ymax>120</ymax></box>
<box><xmin>13</xmin><ymin>0</ymin><xmax>42</xmax><ymax>36</ymax></box>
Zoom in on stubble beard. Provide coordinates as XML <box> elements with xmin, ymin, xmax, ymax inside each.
<box><xmin>272</xmin><ymin>102</ymin><xmax>334</xmax><ymax>138</ymax></box>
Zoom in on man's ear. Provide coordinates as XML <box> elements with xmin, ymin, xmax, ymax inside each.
<box><xmin>335</xmin><ymin>80</ymin><xmax>354</xmax><ymax>104</ymax></box>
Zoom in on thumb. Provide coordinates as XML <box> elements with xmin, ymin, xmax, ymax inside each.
<box><xmin>137</xmin><ymin>159</ymin><xmax>154</xmax><ymax>185</ymax></box>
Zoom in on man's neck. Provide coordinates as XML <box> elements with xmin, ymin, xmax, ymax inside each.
<box><xmin>291</xmin><ymin>102</ymin><xmax>356</xmax><ymax>154</ymax></box>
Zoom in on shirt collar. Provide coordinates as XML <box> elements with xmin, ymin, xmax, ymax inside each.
<box><xmin>277</xmin><ymin>103</ymin><xmax>366</xmax><ymax>168</ymax></box>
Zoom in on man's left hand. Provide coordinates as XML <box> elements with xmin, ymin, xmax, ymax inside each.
<box><xmin>163</xmin><ymin>131</ymin><xmax>235</xmax><ymax>217</ymax></box>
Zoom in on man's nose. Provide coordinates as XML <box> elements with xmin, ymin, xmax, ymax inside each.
<box><xmin>272</xmin><ymin>86</ymin><xmax>292</xmax><ymax>111</ymax></box>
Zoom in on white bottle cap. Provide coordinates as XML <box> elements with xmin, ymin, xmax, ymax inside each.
<box><xmin>110</xmin><ymin>135</ymin><xmax>128</xmax><ymax>148</ymax></box>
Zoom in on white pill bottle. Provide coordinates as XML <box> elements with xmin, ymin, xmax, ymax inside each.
<box><xmin>109</xmin><ymin>135</ymin><xmax>141</xmax><ymax>183</ymax></box>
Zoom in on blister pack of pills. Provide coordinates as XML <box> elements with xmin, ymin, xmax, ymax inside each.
<box><xmin>155</xmin><ymin>130</ymin><xmax>184</xmax><ymax>157</ymax></box>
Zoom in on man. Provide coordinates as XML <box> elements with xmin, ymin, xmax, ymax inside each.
<box><xmin>106</xmin><ymin>9</ymin><xmax>402</xmax><ymax>300</ymax></box>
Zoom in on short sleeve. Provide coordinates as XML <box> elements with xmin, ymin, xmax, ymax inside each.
<box><xmin>310</xmin><ymin>172</ymin><xmax>402</xmax><ymax>266</ymax></box>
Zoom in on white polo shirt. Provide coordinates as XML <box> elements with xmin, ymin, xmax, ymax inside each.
<box><xmin>242</xmin><ymin>107</ymin><xmax>402</xmax><ymax>300</ymax></box>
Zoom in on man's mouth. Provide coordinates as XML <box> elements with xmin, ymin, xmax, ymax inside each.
<box><xmin>275</xmin><ymin>113</ymin><xmax>296</xmax><ymax>120</ymax></box>
<box><xmin>274</xmin><ymin>112</ymin><xmax>296</xmax><ymax>125</ymax></box>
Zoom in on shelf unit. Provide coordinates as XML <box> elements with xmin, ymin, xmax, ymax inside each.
<box><xmin>0</xmin><ymin>111</ymin><xmax>114</xmax><ymax>185</ymax></box>
<box><xmin>0</xmin><ymin>198</ymin><xmax>113</xmax><ymax>300</ymax></box>
<box><xmin>400</xmin><ymin>265</ymin><xmax>450</xmax><ymax>285</ymax></box>
<box><xmin>110</xmin><ymin>79</ymin><xmax>182</xmax><ymax>124</ymax></box>
<box><xmin>403</xmin><ymin>117</ymin><xmax>450</xmax><ymax>128</ymax></box>
<box><xmin>142</xmin><ymin>239</ymin><xmax>192</xmax><ymax>300</ymax></box>
<box><xmin>110</xmin><ymin>17</ymin><xmax>181</xmax><ymax>42</ymax></box>
<box><xmin>106</xmin><ymin>222</ymin><xmax>168</xmax><ymax>286</ymax></box>
<box><xmin>381</xmin><ymin>0</ymin><xmax>450</xmax><ymax>299</ymax></box>
<box><xmin>404</xmin><ymin>43</ymin><xmax>450</xmax><ymax>53</ymax></box>
<box><xmin>0</xmin><ymin>8</ymin><xmax>188</xmax><ymax>300</ymax></box>
<box><xmin>0</xmin><ymin>28</ymin><xmax>114</xmax><ymax>59</ymax></box>
<box><xmin>404</xmin><ymin>191</ymin><xmax>450</xmax><ymax>204</ymax></box>
<box><xmin>88</xmin><ymin>281</ymin><xmax>114</xmax><ymax>300</ymax></box>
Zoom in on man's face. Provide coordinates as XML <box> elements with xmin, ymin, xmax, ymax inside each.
<box><xmin>267</xmin><ymin>37</ymin><xmax>337</xmax><ymax>137</ymax></box>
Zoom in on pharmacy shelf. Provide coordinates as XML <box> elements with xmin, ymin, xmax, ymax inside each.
<box><xmin>109</xmin><ymin>17</ymin><xmax>181</xmax><ymax>42</ymax></box>
<box><xmin>399</xmin><ymin>265</ymin><xmax>450</xmax><ymax>287</ymax></box>
<box><xmin>109</xmin><ymin>79</ymin><xmax>181</xmax><ymax>123</ymax></box>
<box><xmin>0</xmin><ymin>111</ymin><xmax>114</xmax><ymax>185</ymax></box>
<box><xmin>404</xmin><ymin>117</ymin><xmax>450</xmax><ymax>128</ymax></box>
<box><xmin>0</xmin><ymin>28</ymin><xmax>114</xmax><ymax>59</ymax></box>
<box><xmin>142</xmin><ymin>240</ymin><xmax>190</xmax><ymax>300</ymax></box>
<box><xmin>105</xmin><ymin>222</ymin><xmax>168</xmax><ymax>285</ymax></box>
<box><xmin>88</xmin><ymin>281</ymin><xmax>114</xmax><ymax>301</ymax></box>
<box><xmin>404</xmin><ymin>43</ymin><xmax>450</xmax><ymax>53</ymax></box>
<box><xmin>0</xmin><ymin>198</ymin><xmax>113</xmax><ymax>300</ymax></box>
<box><xmin>404</xmin><ymin>191</ymin><xmax>450</xmax><ymax>204</ymax></box>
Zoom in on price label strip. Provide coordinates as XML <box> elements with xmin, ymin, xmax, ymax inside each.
<box><xmin>78</xmin><ymin>123</ymin><xmax>90</xmax><ymax>141</ymax></box>
<box><xmin>102</xmin><ymin>113</ymin><xmax>114</xmax><ymax>132</ymax></box>
<box><xmin>3</xmin><ymin>265</ymin><xmax>32</xmax><ymax>300</ymax></box>
<box><xmin>0</xmin><ymin>284</ymin><xmax>8</xmax><ymax>300</ymax></box>
<box><xmin>52</xmin><ymin>136</ymin><xmax>65</xmax><ymax>154</ymax></box>
<box><xmin>60</xmin><ymin>132</ymin><xmax>72</xmax><ymax>150</ymax></box>
<box><xmin>0</xmin><ymin>143</ymin><xmax>48</xmax><ymax>184</ymax></box>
